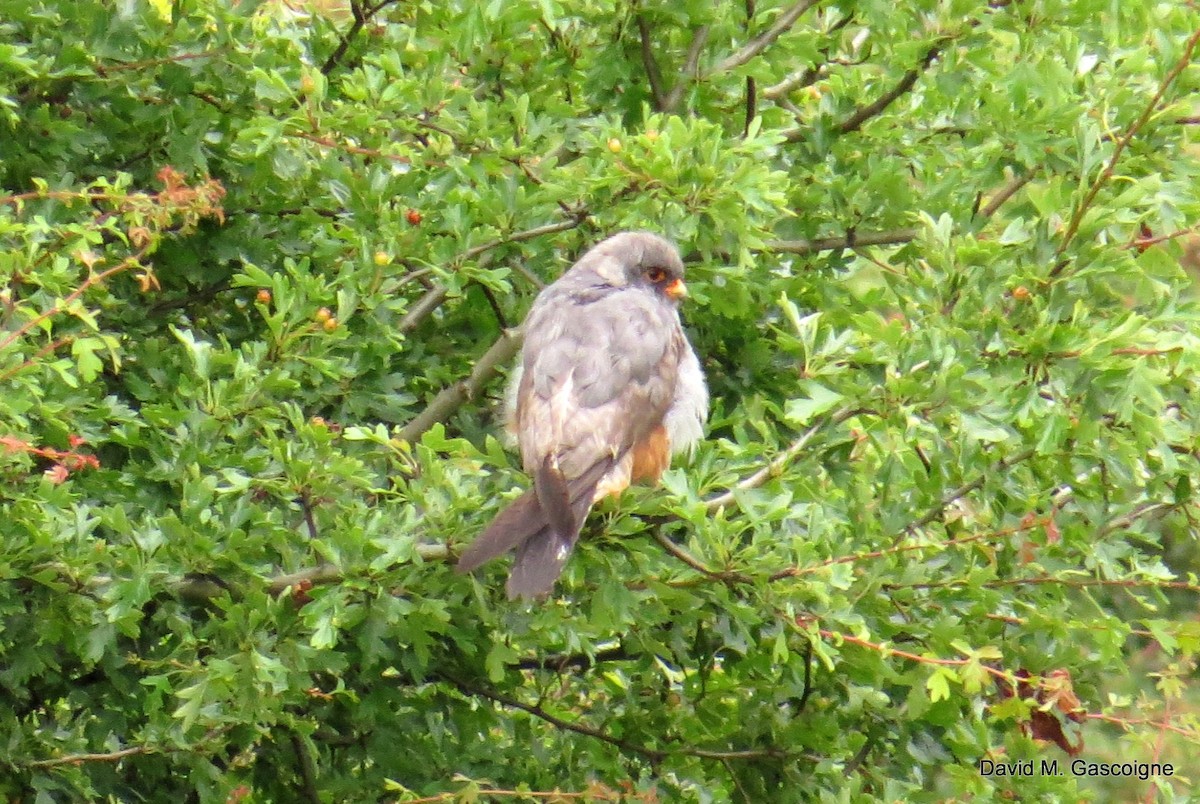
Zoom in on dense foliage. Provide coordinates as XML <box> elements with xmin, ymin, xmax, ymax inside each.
<box><xmin>3</xmin><ymin>0</ymin><xmax>1200</xmax><ymax>800</ymax></box>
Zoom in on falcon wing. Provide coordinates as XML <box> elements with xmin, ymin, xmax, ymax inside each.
<box><xmin>457</xmin><ymin>285</ymin><xmax>686</xmax><ymax>600</ymax></box>
<box><xmin>517</xmin><ymin>287</ymin><xmax>681</xmax><ymax>481</ymax></box>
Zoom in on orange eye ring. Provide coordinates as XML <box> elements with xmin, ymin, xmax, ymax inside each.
<box><xmin>646</xmin><ymin>267</ymin><xmax>668</xmax><ymax>283</ymax></box>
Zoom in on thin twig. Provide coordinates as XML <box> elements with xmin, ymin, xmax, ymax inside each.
<box><xmin>403</xmin><ymin>791</ymin><xmax>595</xmax><ymax>804</ymax></box>
<box><xmin>439</xmin><ymin>673</ymin><xmax>787</xmax><ymax>761</ymax></box>
<box><xmin>819</xmin><ymin>628</ymin><xmax>1015</xmax><ymax>681</ymax></box>
<box><xmin>783</xmin><ymin>3</ymin><xmax>1018</xmax><ymax>143</ymax></box>
<box><xmin>460</xmin><ymin>219</ymin><xmax>586</xmax><ymax>263</ymax></box>
<box><xmin>290</xmin><ymin>131</ymin><xmax>412</xmax><ymax>163</ymax></box>
<box><xmin>475</xmin><ymin>282</ymin><xmax>510</xmax><ymax>330</ymax></box>
<box><xmin>1054</xmin><ymin>26</ymin><xmax>1200</xmax><ymax>268</ymax></box>
<box><xmin>761</xmin><ymin>13</ymin><xmax>852</xmax><ymax>100</ymax></box>
<box><xmin>0</xmin><ymin>248</ymin><xmax>149</xmax><ymax>353</ymax></box>
<box><xmin>772</xmin><ymin>515</ymin><xmax>1049</xmax><ymax>582</ymax></box>
<box><xmin>978</xmin><ymin>171</ymin><xmax>1035</xmax><ymax>218</ymax></box>
<box><xmin>901</xmin><ymin>448</ymin><xmax>1036</xmax><ymax>537</ymax></box>
<box><xmin>440</xmin><ymin>672</ymin><xmax>667</xmax><ymax>759</ymax></box>
<box><xmin>891</xmin><ymin>574</ymin><xmax>1200</xmax><ymax>593</ymax></box>
<box><xmin>397</xmin><ymin>218</ymin><xmax>586</xmax><ymax>334</ymax></box>
<box><xmin>704</xmin><ymin>407</ymin><xmax>859</xmax><ymax>512</ymax></box>
<box><xmin>96</xmin><ymin>50</ymin><xmax>225</xmax><ymax>75</ymax></box>
<box><xmin>1088</xmin><ymin>711</ymin><xmax>1197</xmax><ymax>741</ymax></box>
<box><xmin>264</xmin><ymin>544</ymin><xmax>450</xmax><ymax>596</ymax></box>
<box><xmin>1097</xmin><ymin>501</ymin><xmax>1175</xmax><ymax>536</ymax></box>
<box><xmin>25</xmin><ymin>745</ymin><xmax>159</xmax><ymax>768</ymax></box>
<box><xmin>766</xmin><ymin>228</ymin><xmax>919</xmax><ymax>254</ymax></box>
<box><xmin>1122</xmin><ymin>225</ymin><xmax>1200</xmax><ymax>250</ymax></box>
<box><xmin>651</xmin><ymin>529</ymin><xmax>748</xmax><ymax>583</ymax></box>
<box><xmin>513</xmin><ymin>645</ymin><xmax>633</xmax><ymax>672</ymax></box>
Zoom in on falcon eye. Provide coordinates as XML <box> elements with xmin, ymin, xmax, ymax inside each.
<box><xmin>646</xmin><ymin>267</ymin><xmax>668</xmax><ymax>283</ymax></box>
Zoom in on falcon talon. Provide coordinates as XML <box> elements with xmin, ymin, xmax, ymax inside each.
<box><xmin>455</xmin><ymin>231</ymin><xmax>709</xmax><ymax>600</ymax></box>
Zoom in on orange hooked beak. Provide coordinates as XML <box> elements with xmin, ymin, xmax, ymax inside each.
<box><xmin>664</xmin><ymin>277</ymin><xmax>688</xmax><ymax>300</ymax></box>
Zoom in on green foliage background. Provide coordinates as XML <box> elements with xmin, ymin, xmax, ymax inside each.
<box><xmin>2</xmin><ymin>0</ymin><xmax>1200</xmax><ymax>801</ymax></box>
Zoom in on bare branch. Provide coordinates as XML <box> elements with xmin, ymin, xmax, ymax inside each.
<box><xmin>264</xmin><ymin>543</ymin><xmax>449</xmax><ymax>596</ymax></box>
<box><xmin>398</xmin><ymin>325</ymin><xmax>525</xmax><ymax>443</ymax></box>
<box><xmin>836</xmin><ymin>41</ymin><xmax>943</xmax><ymax>135</ymax></box>
<box><xmin>978</xmin><ymin>170</ymin><xmax>1035</xmax><ymax>218</ymax></box>
<box><xmin>766</xmin><ymin>228</ymin><xmax>919</xmax><ymax>254</ymax></box>
<box><xmin>711</xmin><ymin>0</ymin><xmax>822</xmax><ymax>74</ymax></box>
<box><xmin>762</xmin><ymin>65</ymin><xmax>822</xmax><ymax>99</ymax></box>
<box><xmin>662</xmin><ymin>26</ymin><xmax>711</xmax><ymax>112</ymax></box>
<box><xmin>704</xmin><ymin>407</ymin><xmax>860</xmax><ymax>512</ymax></box>
<box><xmin>26</xmin><ymin>746</ymin><xmax>159</xmax><ymax>768</ymax></box>
<box><xmin>637</xmin><ymin>14</ymin><xmax>668</xmax><ymax>109</ymax></box>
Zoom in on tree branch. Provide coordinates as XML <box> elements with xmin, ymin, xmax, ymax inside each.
<box><xmin>398</xmin><ymin>325</ymin><xmax>525</xmax><ymax>443</ymax></box>
<box><xmin>438</xmin><ymin>673</ymin><xmax>788</xmax><ymax>761</ymax></box>
<box><xmin>662</xmin><ymin>26</ymin><xmax>711</xmax><ymax>112</ymax></box>
<box><xmin>0</xmin><ymin>247</ymin><xmax>150</xmax><ymax>354</ymax></box>
<box><xmin>25</xmin><ymin>745</ymin><xmax>159</xmax><ymax>768</ymax></box>
<box><xmin>783</xmin><ymin>2</ymin><xmax>1019</xmax><ymax>143</ymax></box>
<box><xmin>1053</xmin><ymin>26</ymin><xmax>1200</xmax><ymax>268</ymax></box>
<box><xmin>290</xmin><ymin>131</ymin><xmax>413</xmax><ymax>164</ymax></box>
<box><xmin>290</xmin><ymin>731</ymin><xmax>320</xmax><ymax>804</ymax></box>
<box><xmin>397</xmin><ymin>285</ymin><xmax>450</xmax><ymax>334</ymax></box>
<box><xmin>900</xmin><ymin>448</ymin><xmax>1036</xmax><ymax>538</ymax></box>
<box><xmin>439</xmin><ymin>672</ymin><xmax>668</xmax><ymax>760</ymax></box>
<box><xmin>704</xmin><ymin>407</ymin><xmax>860</xmax><ymax>512</ymax></box>
<box><xmin>710</xmin><ymin>0</ymin><xmax>822</xmax><ymax>74</ymax></box>
<box><xmin>397</xmin><ymin>218</ymin><xmax>586</xmax><ymax>334</ymax></box>
<box><xmin>320</xmin><ymin>0</ymin><xmax>402</xmax><ymax>75</ymax></box>
<box><xmin>637</xmin><ymin>14</ymin><xmax>668</xmax><ymax>109</ymax></box>
<box><xmin>513</xmin><ymin>645</ymin><xmax>633</xmax><ymax>672</ymax></box>
<box><xmin>761</xmin><ymin>13</ymin><xmax>852</xmax><ymax>101</ymax></box>
<box><xmin>765</xmin><ymin>170</ymin><xmax>1032</xmax><ymax>258</ymax></box>
<box><xmin>762</xmin><ymin>65</ymin><xmax>822</xmax><ymax>100</ymax></box>
<box><xmin>651</xmin><ymin>528</ymin><xmax>747</xmax><ymax>583</ymax></box>
<box><xmin>978</xmin><ymin>170</ymin><xmax>1035</xmax><ymax>218</ymax></box>
<box><xmin>834</xmin><ymin>40</ymin><xmax>943</xmax><ymax>136</ymax></box>
<box><xmin>264</xmin><ymin>543</ymin><xmax>449</xmax><ymax>596</ymax></box>
<box><xmin>765</xmin><ymin>228</ymin><xmax>919</xmax><ymax>254</ymax></box>
<box><xmin>771</xmin><ymin>515</ymin><xmax>1050</xmax><ymax>582</ymax></box>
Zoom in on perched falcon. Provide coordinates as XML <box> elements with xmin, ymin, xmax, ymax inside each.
<box><xmin>456</xmin><ymin>231</ymin><xmax>708</xmax><ymax>599</ymax></box>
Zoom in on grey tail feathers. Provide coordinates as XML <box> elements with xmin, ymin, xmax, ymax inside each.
<box><xmin>456</xmin><ymin>457</ymin><xmax>614</xmax><ymax>599</ymax></box>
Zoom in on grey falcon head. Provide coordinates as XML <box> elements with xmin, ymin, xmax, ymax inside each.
<box><xmin>564</xmin><ymin>231</ymin><xmax>688</xmax><ymax>302</ymax></box>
